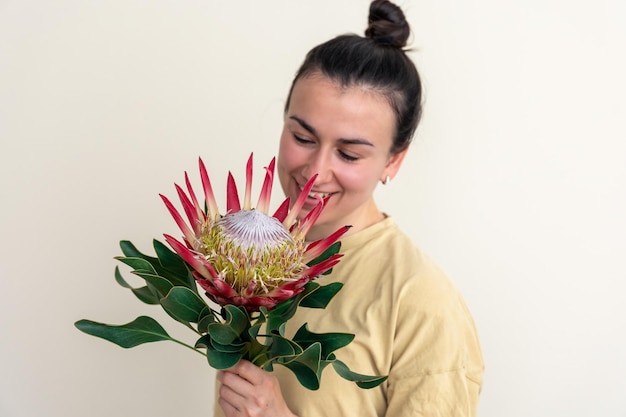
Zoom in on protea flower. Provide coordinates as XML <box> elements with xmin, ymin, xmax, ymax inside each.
<box><xmin>160</xmin><ymin>154</ymin><xmax>349</xmax><ymax>312</ymax></box>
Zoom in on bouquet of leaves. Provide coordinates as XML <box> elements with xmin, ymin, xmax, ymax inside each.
<box><xmin>75</xmin><ymin>154</ymin><xmax>386</xmax><ymax>390</ymax></box>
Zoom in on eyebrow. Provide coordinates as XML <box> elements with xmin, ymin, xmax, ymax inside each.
<box><xmin>289</xmin><ymin>115</ymin><xmax>374</xmax><ymax>147</ymax></box>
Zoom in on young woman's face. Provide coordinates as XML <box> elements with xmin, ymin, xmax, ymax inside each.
<box><xmin>277</xmin><ymin>73</ymin><xmax>407</xmax><ymax>240</ymax></box>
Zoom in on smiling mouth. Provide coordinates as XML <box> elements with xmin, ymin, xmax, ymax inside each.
<box><xmin>298</xmin><ymin>184</ymin><xmax>332</xmax><ymax>200</ymax></box>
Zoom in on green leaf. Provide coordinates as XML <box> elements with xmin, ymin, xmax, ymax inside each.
<box><xmin>74</xmin><ymin>316</ymin><xmax>172</xmax><ymax>348</ymax></box>
<box><xmin>153</xmin><ymin>266</ymin><xmax>194</xmax><ymax>290</ymax></box>
<box><xmin>197</xmin><ymin>335</ymin><xmax>248</xmax><ymax>369</ymax></box>
<box><xmin>265</xmin><ymin>298</ymin><xmax>297</xmax><ymax>334</ymax></box>
<box><xmin>114</xmin><ymin>266</ymin><xmax>133</xmax><ymax>289</ymax></box>
<box><xmin>280</xmin><ymin>343</ymin><xmax>323</xmax><ymax>390</ymax></box>
<box><xmin>194</xmin><ymin>334</ymin><xmax>211</xmax><ymax>349</ymax></box>
<box><xmin>265</xmin><ymin>283</ymin><xmax>320</xmax><ymax>333</ymax></box>
<box><xmin>132</xmin><ymin>271</ymin><xmax>174</xmax><ymax>298</ymax></box>
<box><xmin>212</xmin><ymin>340</ymin><xmax>249</xmax><ymax>354</ymax></box>
<box><xmin>300</xmin><ymin>282</ymin><xmax>343</xmax><ymax>309</ymax></box>
<box><xmin>120</xmin><ymin>240</ymin><xmax>158</xmax><ymax>262</ymax></box>
<box><xmin>207</xmin><ymin>305</ymin><xmax>250</xmax><ymax>345</ymax></box>
<box><xmin>115</xmin><ymin>256</ymin><xmax>158</xmax><ymax>274</ymax></box>
<box><xmin>267</xmin><ymin>333</ymin><xmax>303</xmax><ymax>359</ymax></box>
<box><xmin>130</xmin><ymin>286</ymin><xmax>161</xmax><ymax>305</ymax></box>
<box><xmin>119</xmin><ymin>241</ymin><xmax>193</xmax><ymax>290</ymax></box>
<box><xmin>114</xmin><ymin>266</ymin><xmax>160</xmax><ymax>305</ymax></box>
<box><xmin>268</xmin><ymin>295</ymin><xmax>299</xmax><ymax>317</ymax></box>
<box><xmin>153</xmin><ymin>239</ymin><xmax>189</xmax><ymax>279</ymax></box>
<box><xmin>293</xmin><ymin>323</ymin><xmax>354</xmax><ymax>360</ymax></box>
<box><xmin>208</xmin><ymin>324</ymin><xmax>240</xmax><ymax>346</ymax></box>
<box><xmin>160</xmin><ymin>287</ymin><xmax>209</xmax><ymax>324</ymax></box>
<box><xmin>206</xmin><ymin>347</ymin><xmax>245</xmax><ymax>369</ymax></box>
<box><xmin>282</xmin><ymin>362</ymin><xmax>320</xmax><ymax>390</ymax></box>
<box><xmin>331</xmin><ymin>360</ymin><xmax>388</xmax><ymax>389</ymax></box>
<box><xmin>248</xmin><ymin>321</ymin><xmax>263</xmax><ymax>339</ymax></box>
<box><xmin>197</xmin><ymin>308</ymin><xmax>217</xmax><ymax>333</ymax></box>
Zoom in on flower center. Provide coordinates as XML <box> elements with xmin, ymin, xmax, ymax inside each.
<box><xmin>199</xmin><ymin>210</ymin><xmax>306</xmax><ymax>295</ymax></box>
<box><xmin>216</xmin><ymin>210</ymin><xmax>295</xmax><ymax>253</ymax></box>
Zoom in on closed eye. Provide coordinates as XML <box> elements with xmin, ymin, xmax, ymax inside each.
<box><xmin>293</xmin><ymin>134</ymin><xmax>314</xmax><ymax>145</ymax></box>
<box><xmin>338</xmin><ymin>150</ymin><xmax>359</xmax><ymax>162</ymax></box>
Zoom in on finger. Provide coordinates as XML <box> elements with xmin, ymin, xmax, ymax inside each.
<box><xmin>229</xmin><ymin>360</ymin><xmax>265</xmax><ymax>385</ymax></box>
<box><xmin>221</xmin><ymin>366</ymin><xmax>252</xmax><ymax>387</ymax></box>
<box><xmin>219</xmin><ymin>368</ymin><xmax>255</xmax><ymax>402</ymax></box>
<box><xmin>219</xmin><ymin>375</ymin><xmax>249</xmax><ymax>414</ymax></box>
<box><xmin>218</xmin><ymin>395</ymin><xmax>240</xmax><ymax>417</ymax></box>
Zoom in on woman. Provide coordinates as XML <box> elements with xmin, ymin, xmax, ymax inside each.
<box><xmin>215</xmin><ymin>1</ymin><xmax>484</xmax><ymax>416</ymax></box>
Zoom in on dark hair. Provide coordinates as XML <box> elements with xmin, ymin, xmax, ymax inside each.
<box><xmin>284</xmin><ymin>0</ymin><xmax>422</xmax><ymax>154</ymax></box>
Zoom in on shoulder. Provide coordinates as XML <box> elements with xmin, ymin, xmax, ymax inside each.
<box><xmin>339</xmin><ymin>217</ymin><xmax>456</xmax><ymax>299</ymax></box>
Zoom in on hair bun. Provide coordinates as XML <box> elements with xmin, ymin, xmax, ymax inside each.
<box><xmin>365</xmin><ymin>0</ymin><xmax>410</xmax><ymax>48</ymax></box>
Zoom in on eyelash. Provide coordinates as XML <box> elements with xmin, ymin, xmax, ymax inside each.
<box><xmin>338</xmin><ymin>151</ymin><xmax>359</xmax><ymax>162</ymax></box>
<box><xmin>293</xmin><ymin>134</ymin><xmax>360</xmax><ymax>162</ymax></box>
<box><xmin>293</xmin><ymin>134</ymin><xmax>313</xmax><ymax>145</ymax></box>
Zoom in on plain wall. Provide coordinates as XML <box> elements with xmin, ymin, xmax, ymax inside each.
<box><xmin>1</xmin><ymin>1</ymin><xmax>625</xmax><ymax>416</ymax></box>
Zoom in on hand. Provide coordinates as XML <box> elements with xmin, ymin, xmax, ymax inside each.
<box><xmin>217</xmin><ymin>360</ymin><xmax>297</xmax><ymax>417</ymax></box>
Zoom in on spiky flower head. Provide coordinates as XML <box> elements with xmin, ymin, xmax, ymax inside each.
<box><xmin>160</xmin><ymin>154</ymin><xmax>349</xmax><ymax>312</ymax></box>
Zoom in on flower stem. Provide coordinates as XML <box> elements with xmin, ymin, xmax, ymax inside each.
<box><xmin>169</xmin><ymin>337</ymin><xmax>206</xmax><ymax>357</ymax></box>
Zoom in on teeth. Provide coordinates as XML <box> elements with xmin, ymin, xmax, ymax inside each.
<box><xmin>299</xmin><ymin>185</ymin><xmax>329</xmax><ymax>199</ymax></box>
<box><xmin>308</xmin><ymin>191</ymin><xmax>329</xmax><ymax>199</ymax></box>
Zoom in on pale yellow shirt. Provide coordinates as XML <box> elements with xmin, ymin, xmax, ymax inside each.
<box><xmin>214</xmin><ymin>216</ymin><xmax>484</xmax><ymax>416</ymax></box>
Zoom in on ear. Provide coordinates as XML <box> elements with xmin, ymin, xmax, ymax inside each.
<box><xmin>381</xmin><ymin>148</ymin><xmax>409</xmax><ymax>182</ymax></box>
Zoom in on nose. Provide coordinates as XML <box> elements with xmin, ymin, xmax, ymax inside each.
<box><xmin>303</xmin><ymin>149</ymin><xmax>333</xmax><ymax>185</ymax></box>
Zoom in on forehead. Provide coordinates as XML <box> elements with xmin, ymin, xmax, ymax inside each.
<box><xmin>287</xmin><ymin>74</ymin><xmax>396</xmax><ymax>144</ymax></box>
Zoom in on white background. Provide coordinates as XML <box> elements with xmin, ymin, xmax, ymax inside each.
<box><xmin>1</xmin><ymin>1</ymin><xmax>625</xmax><ymax>416</ymax></box>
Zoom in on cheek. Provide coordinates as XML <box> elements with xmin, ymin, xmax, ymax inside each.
<box><xmin>277</xmin><ymin>134</ymin><xmax>305</xmax><ymax>172</ymax></box>
<box><xmin>277</xmin><ymin>131</ymin><xmax>304</xmax><ymax>189</ymax></box>
<box><xmin>336</xmin><ymin>165</ymin><xmax>381</xmax><ymax>194</ymax></box>
<box><xmin>277</xmin><ymin>131</ymin><xmax>292</xmax><ymax>168</ymax></box>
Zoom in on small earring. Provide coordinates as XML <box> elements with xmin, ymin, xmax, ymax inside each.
<box><xmin>382</xmin><ymin>175</ymin><xmax>390</xmax><ymax>185</ymax></box>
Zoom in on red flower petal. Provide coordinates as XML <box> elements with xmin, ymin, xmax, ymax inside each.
<box><xmin>283</xmin><ymin>174</ymin><xmax>318</xmax><ymax>227</ymax></box>
<box><xmin>257</xmin><ymin>157</ymin><xmax>276</xmax><ymax>214</ymax></box>
<box><xmin>243</xmin><ymin>153</ymin><xmax>253</xmax><ymax>210</ymax></box>
<box><xmin>175</xmin><ymin>183</ymin><xmax>201</xmax><ymax>236</ymax></box>
<box><xmin>160</xmin><ymin>194</ymin><xmax>196</xmax><ymax>246</ymax></box>
<box><xmin>226</xmin><ymin>172</ymin><xmax>241</xmax><ymax>213</ymax></box>
<box><xmin>184</xmin><ymin>171</ymin><xmax>206</xmax><ymax>225</ymax></box>
<box><xmin>303</xmin><ymin>225</ymin><xmax>350</xmax><ymax>263</ymax></box>
<box><xmin>272</xmin><ymin>197</ymin><xmax>291</xmax><ymax>223</ymax></box>
<box><xmin>163</xmin><ymin>234</ymin><xmax>217</xmax><ymax>280</ymax></box>
<box><xmin>198</xmin><ymin>157</ymin><xmax>220</xmax><ymax>220</ymax></box>
<box><xmin>301</xmin><ymin>253</ymin><xmax>343</xmax><ymax>278</ymax></box>
<box><xmin>292</xmin><ymin>196</ymin><xmax>325</xmax><ymax>240</ymax></box>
